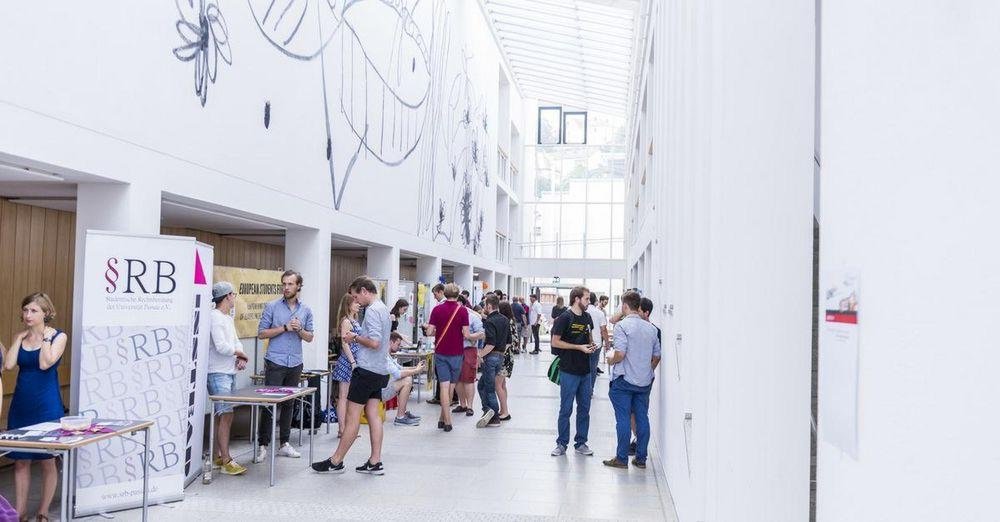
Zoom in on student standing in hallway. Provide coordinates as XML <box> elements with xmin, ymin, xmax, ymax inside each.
<box><xmin>549</xmin><ymin>286</ymin><xmax>597</xmax><ymax>457</ymax></box>
<box><xmin>6</xmin><ymin>293</ymin><xmax>66</xmax><ymax>521</ymax></box>
<box><xmin>256</xmin><ymin>270</ymin><xmax>314</xmax><ymax>463</ymax></box>
<box><xmin>476</xmin><ymin>294</ymin><xmax>509</xmax><ymax>428</ymax></box>
<box><xmin>207</xmin><ymin>282</ymin><xmax>250</xmax><ymax>475</ymax></box>
<box><xmin>425</xmin><ymin>283</ymin><xmax>471</xmax><ymax>432</ymax></box>
<box><xmin>528</xmin><ymin>294</ymin><xmax>542</xmax><ymax>354</ymax></box>
<box><xmin>603</xmin><ymin>291</ymin><xmax>661</xmax><ymax>469</ymax></box>
<box><xmin>587</xmin><ymin>293</ymin><xmax>610</xmax><ymax>385</ymax></box>
<box><xmin>312</xmin><ymin>276</ymin><xmax>393</xmax><ymax>475</ymax></box>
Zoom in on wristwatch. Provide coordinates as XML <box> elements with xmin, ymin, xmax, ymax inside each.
<box><xmin>283</xmin><ymin>324</ymin><xmax>288</xmax><ymax>332</ymax></box>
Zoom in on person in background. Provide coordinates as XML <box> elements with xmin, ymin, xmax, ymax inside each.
<box><xmin>312</xmin><ymin>276</ymin><xmax>393</xmax><ymax>475</ymax></box>
<box><xmin>549</xmin><ymin>287</ymin><xmax>597</xmax><ymax>457</ymax></box>
<box><xmin>331</xmin><ymin>293</ymin><xmax>362</xmax><ymax>438</ymax></box>
<box><xmin>599</xmin><ymin>295</ymin><xmax>610</xmax><ymax>316</ymax></box>
<box><xmin>455</xmin><ymin>295</ymin><xmax>485</xmax><ymax>417</ymax></box>
<box><xmin>625</xmin><ymin>297</ymin><xmax>662</xmax><ymax>456</ymax></box>
<box><xmin>424</xmin><ymin>283</ymin><xmax>449</xmax><ymax>405</ymax></box>
<box><xmin>511</xmin><ymin>297</ymin><xmax>526</xmax><ymax>353</ymax></box>
<box><xmin>207</xmin><ymin>282</ymin><xmax>250</xmax><ymax>476</ymax></box>
<box><xmin>586</xmin><ymin>293</ymin><xmax>610</xmax><ymax>385</ymax></box>
<box><xmin>424</xmin><ymin>283</ymin><xmax>471</xmax><ymax>432</ymax></box>
<box><xmin>476</xmin><ymin>294</ymin><xmax>509</xmax><ymax>428</ymax></box>
<box><xmin>603</xmin><ymin>291</ymin><xmax>661</xmax><ymax>470</ymax></box>
<box><xmin>6</xmin><ymin>293</ymin><xmax>67</xmax><ymax>521</ymax></box>
<box><xmin>528</xmin><ymin>294</ymin><xmax>542</xmax><ymax>354</ymax></box>
<box><xmin>520</xmin><ymin>297</ymin><xmax>531</xmax><ymax>352</ymax></box>
<box><xmin>550</xmin><ymin>296</ymin><xmax>567</xmax><ymax>321</ymax></box>
<box><xmin>389</xmin><ymin>298</ymin><xmax>409</xmax><ymax>333</ymax></box>
<box><xmin>385</xmin><ymin>332</ymin><xmax>424</xmax><ymax>426</ymax></box>
<box><xmin>496</xmin><ymin>301</ymin><xmax>517</xmax><ymax>421</ymax></box>
<box><xmin>256</xmin><ymin>270</ymin><xmax>314</xmax><ymax>462</ymax></box>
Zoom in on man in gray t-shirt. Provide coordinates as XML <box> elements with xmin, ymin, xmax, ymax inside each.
<box><xmin>312</xmin><ymin>276</ymin><xmax>392</xmax><ymax>476</ymax></box>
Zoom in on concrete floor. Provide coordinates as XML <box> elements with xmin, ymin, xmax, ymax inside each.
<box><xmin>4</xmin><ymin>343</ymin><xmax>678</xmax><ymax>521</ymax></box>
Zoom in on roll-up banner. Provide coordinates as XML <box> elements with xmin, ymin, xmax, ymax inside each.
<box><xmin>185</xmin><ymin>242</ymin><xmax>213</xmax><ymax>486</ymax></box>
<box><xmin>73</xmin><ymin>231</ymin><xmax>196</xmax><ymax>514</ymax></box>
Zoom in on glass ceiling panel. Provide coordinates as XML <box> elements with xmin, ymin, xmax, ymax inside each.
<box><xmin>484</xmin><ymin>0</ymin><xmax>641</xmax><ymax>118</ymax></box>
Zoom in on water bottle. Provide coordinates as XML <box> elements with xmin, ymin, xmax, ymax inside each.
<box><xmin>202</xmin><ymin>454</ymin><xmax>212</xmax><ymax>484</ymax></box>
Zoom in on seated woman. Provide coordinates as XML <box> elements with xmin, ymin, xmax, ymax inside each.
<box><xmin>6</xmin><ymin>293</ymin><xmax>67</xmax><ymax>522</ymax></box>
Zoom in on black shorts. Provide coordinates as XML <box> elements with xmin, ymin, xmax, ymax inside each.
<box><xmin>347</xmin><ymin>367</ymin><xmax>390</xmax><ymax>405</ymax></box>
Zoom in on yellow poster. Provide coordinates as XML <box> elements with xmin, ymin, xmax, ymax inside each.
<box><xmin>214</xmin><ymin>266</ymin><xmax>285</xmax><ymax>338</ymax></box>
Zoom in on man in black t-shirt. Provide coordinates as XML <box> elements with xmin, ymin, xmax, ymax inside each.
<box><xmin>549</xmin><ymin>286</ymin><xmax>597</xmax><ymax>457</ymax></box>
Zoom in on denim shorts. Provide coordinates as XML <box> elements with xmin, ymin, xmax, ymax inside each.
<box><xmin>207</xmin><ymin>372</ymin><xmax>235</xmax><ymax>415</ymax></box>
<box><xmin>434</xmin><ymin>354</ymin><xmax>464</xmax><ymax>383</ymax></box>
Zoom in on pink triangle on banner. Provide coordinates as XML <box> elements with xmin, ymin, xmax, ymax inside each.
<box><xmin>194</xmin><ymin>250</ymin><xmax>207</xmax><ymax>285</ymax></box>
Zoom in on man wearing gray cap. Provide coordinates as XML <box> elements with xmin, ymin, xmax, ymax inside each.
<box><xmin>208</xmin><ymin>281</ymin><xmax>250</xmax><ymax>475</ymax></box>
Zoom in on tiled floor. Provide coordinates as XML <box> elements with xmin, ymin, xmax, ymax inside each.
<box><xmin>4</xmin><ymin>344</ymin><xmax>678</xmax><ymax>521</ymax></box>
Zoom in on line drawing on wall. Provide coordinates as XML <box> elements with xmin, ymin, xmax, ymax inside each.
<box><xmin>242</xmin><ymin>0</ymin><xmax>490</xmax><ymax>254</ymax></box>
<box><xmin>172</xmin><ymin>0</ymin><xmax>232</xmax><ymax>107</ymax></box>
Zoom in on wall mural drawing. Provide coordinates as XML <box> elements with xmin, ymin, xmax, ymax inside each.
<box><xmin>172</xmin><ymin>0</ymin><xmax>491</xmax><ymax>254</ymax></box>
<box><xmin>172</xmin><ymin>0</ymin><xmax>232</xmax><ymax>107</ymax></box>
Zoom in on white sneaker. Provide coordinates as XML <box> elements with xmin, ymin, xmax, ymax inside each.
<box><xmin>575</xmin><ymin>444</ymin><xmax>594</xmax><ymax>456</ymax></box>
<box><xmin>551</xmin><ymin>444</ymin><xmax>567</xmax><ymax>457</ymax></box>
<box><xmin>254</xmin><ymin>446</ymin><xmax>267</xmax><ymax>463</ymax></box>
<box><xmin>277</xmin><ymin>442</ymin><xmax>301</xmax><ymax>458</ymax></box>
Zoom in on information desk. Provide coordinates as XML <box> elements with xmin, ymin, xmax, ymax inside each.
<box><xmin>207</xmin><ymin>386</ymin><xmax>316</xmax><ymax>487</ymax></box>
<box><xmin>393</xmin><ymin>350</ymin><xmax>435</xmax><ymax>401</ymax></box>
<box><xmin>249</xmin><ymin>369</ymin><xmax>333</xmax><ymax>434</ymax></box>
<box><xmin>0</xmin><ymin>419</ymin><xmax>154</xmax><ymax>522</ymax></box>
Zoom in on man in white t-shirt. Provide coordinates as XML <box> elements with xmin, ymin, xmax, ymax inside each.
<box><xmin>586</xmin><ymin>293</ymin><xmax>610</xmax><ymax>388</ymax></box>
<box><xmin>208</xmin><ymin>282</ymin><xmax>250</xmax><ymax>475</ymax></box>
<box><xmin>528</xmin><ymin>294</ymin><xmax>542</xmax><ymax>354</ymax></box>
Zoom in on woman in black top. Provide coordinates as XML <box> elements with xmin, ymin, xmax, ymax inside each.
<box><xmin>496</xmin><ymin>301</ymin><xmax>517</xmax><ymax>421</ymax></box>
<box><xmin>550</xmin><ymin>296</ymin><xmax>567</xmax><ymax>320</ymax></box>
<box><xmin>389</xmin><ymin>298</ymin><xmax>409</xmax><ymax>333</ymax></box>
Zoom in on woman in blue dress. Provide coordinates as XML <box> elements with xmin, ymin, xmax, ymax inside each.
<box><xmin>331</xmin><ymin>293</ymin><xmax>362</xmax><ymax>438</ymax></box>
<box><xmin>5</xmin><ymin>293</ymin><xmax>67</xmax><ymax>522</ymax></box>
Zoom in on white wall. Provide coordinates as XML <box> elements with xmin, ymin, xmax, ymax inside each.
<box><xmin>628</xmin><ymin>1</ymin><xmax>815</xmax><ymax>520</ymax></box>
<box><xmin>817</xmin><ymin>2</ymin><xmax>1000</xmax><ymax>521</ymax></box>
<box><xmin>0</xmin><ymin>1</ymin><xmax>517</xmax><ymax>273</ymax></box>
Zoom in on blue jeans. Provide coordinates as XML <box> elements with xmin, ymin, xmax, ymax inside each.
<box><xmin>477</xmin><ymin>353</ymin><xmax>503</xmax><ymax>414</ymax></box>
<box><xmin>589</xmin><ymin>349</ymin><xmax>602</xmax><ymax>388</ymax></box>
<box><xmin>557</xmin><ymin>371</ymin><xmax>593</xmax><ymax>448</ymax></box>
<box><xmin>609</xmin><ymin>376</ymin><xmax>652</xmax><ymax>463</ymax></box>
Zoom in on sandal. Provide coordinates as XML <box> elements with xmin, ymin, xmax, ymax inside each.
<box><xmin>36</xmin><ymin>515</ymin><xmax>50</xmax><ymax>522</ymax></box>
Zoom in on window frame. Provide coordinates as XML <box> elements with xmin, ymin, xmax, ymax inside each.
<box><xmin>537</xmin><ymin>106</ymin><xmax>563</xmax><ymax>145</ymax></box>
<box><xmin>562</xmin><ymin>111</ymin><xmax>588</xmax><ymax>145</ymax></box>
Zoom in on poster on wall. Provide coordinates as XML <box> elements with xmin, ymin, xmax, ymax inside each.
<box><xmin>819</xmin><ymin>267</ymin><xmax>860</xmax><ymax>458</ymax></box>
<box><xmin>184</xmin><ymin>242</ymin><xmax>213</xmax><ymax>486</ymax></box>
<box><xmin>398</xmin><ymin>281</ymin><xmax>416</xmax><ymax>344</ymax></box>
<box><xmin>74</xmin><ymin>231</ymin><xmax>195</xmax><ymax>514</ymax></box>
<box><xmin>212</xmin><ymin>266</ymin><xmax>284</xmax><ymax>338</ymax></box>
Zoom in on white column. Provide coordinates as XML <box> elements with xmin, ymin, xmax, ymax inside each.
<box><xmin>367</xmin><ymin>245</ymin><xmax>400</xmax><ymax>306</ymax></box>
<box><xmin>495</xmin><ymin>273</ymin><xmax>509</xmax><ymax>295</ymax></box>
<box><xmin>416</xmin><ymin>256</ymin><xmax>442</xmax><ymax>286</ymax></box>
<box><xmin>71</xmin><ymin>181</ymin><xmax>161</xmax><ymax>410</ymax></box>
<box><xmin>285</xmin><ymin>227</ymin><xmax>331</xmax><ymax>371</ymax></box>
<box><xmin>453</xmin><ymin>263</ymin><xmax>474</xmax><ymax>293</ymax></box>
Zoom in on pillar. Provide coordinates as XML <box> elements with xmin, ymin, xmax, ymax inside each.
<box><xmin>71</xmin><ymin>181</ymin><xmax>161</xmax><ymax>410</ymax></box>
<box><xmin>285</xmin><ymin>227</ymin><xmax>332</xmax><ymax>371</ymax></box>
<box><xmin>454</xmin><ymin>263</ymin><xmax>474</xmax><ymax>293</ymax></box>
<box><xmin>367</xmin><ymin>245</ymin><xmax>400</xmax><ymax>307</ymax></box>
<box><xmin>416</xmin><ymin>255</ymin><xmax>442</xmax><ymax>287</ymax></box>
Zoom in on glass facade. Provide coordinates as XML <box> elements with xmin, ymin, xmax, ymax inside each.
<box><xmin>522</xmin><ymin>111</ymin><xmax>626</xmax><ymax>259</ymax></box>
